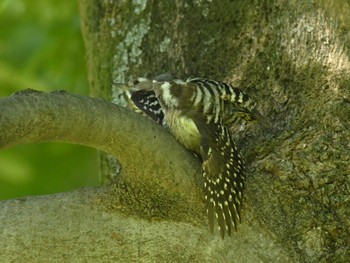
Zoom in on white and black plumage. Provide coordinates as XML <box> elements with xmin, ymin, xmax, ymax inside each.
<box><xmin>126</xmin><ymin>73</ymin><xmax>266</xmax><ymax>238</ymax></box>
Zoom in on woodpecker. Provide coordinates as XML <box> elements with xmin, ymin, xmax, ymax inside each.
<box><xmin>125</xmin><ymin>73</ymin><xmax>266</xmax><ymax>238</ymax></box>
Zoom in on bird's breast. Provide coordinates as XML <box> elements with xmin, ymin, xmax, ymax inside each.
<box><xmin>165</xmin><ymin>110</ymin><xmax>201</xmax><ymax>154</ymax></box>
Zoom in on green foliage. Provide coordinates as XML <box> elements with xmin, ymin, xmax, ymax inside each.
<box><xmin>0</xmin><ymin>0</ymin><xmax>99</xmax><ymax>199</ymax></box>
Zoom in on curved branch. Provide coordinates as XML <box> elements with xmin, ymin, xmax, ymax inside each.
<box><xmin>0</xmin><ymin>89</ymin><xmax>203</xmax><ymax>211</ymax></box>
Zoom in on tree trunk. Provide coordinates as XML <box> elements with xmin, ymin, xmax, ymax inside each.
<box><xmin>1</xmin><ymin>0</ymin><xmax>349</xmax><ymax>262</ymax></box>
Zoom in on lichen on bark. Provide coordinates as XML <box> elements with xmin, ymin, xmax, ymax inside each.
<box><xmin>1</xmin><ymin>0</ymin><xmax>349</xmax><ymax>261</ymax></box>
<box><xmin>87</xmin><ymin>0</ymin><xmax>350</xmax><ymax>261</ymax></box>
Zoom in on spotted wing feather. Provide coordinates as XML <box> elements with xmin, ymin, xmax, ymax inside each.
<box><xmin>130</xmin><ymin>90</ymin><xmax>164</xmax><ymax>125</ymax></box>
<box><xmin>198</xmin><ymin>120</ymin><xmax>245</xmax><ymax>238</ymax></box>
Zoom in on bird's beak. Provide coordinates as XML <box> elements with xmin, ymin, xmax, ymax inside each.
<box><xmin>112</xmin><ymin>82</ymin><xmax>129</xmax><ymax>91</ymax></box>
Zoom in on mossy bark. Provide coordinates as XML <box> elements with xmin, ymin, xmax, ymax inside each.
<box><xmin>79</xmin><ymin>0</ymin><xmax>350</xmax><ymax>261</ymax></box>
<box><xmin>0</xmin><ymin>0</ymin><xmax>349</xmax><ymax>262</ymax></box>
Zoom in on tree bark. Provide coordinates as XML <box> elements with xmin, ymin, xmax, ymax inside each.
<box><xmin>1</xmin><ymin>0</ymin><xmax>350</xmax><ymax>262</ymax></box>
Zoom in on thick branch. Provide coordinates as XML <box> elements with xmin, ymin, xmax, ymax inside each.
<box><xmin>0</xmin><ymin>89</ymin><xmax>202</xmax><ymax>208</ymax></box>
<box><xmin>1</xmin><ymin>90</ymin><xmax>291</xmax><ymax>262</ymax></box>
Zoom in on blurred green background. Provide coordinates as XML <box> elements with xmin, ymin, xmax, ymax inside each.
<box><xmin>0</xmin><ymin>0</ymin><xmax>99</xmax><ymax>200</ymax></box>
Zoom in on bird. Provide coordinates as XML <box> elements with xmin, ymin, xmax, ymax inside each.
<box><xmin>123</xmin><ymin>73</ymin><xmax>267</xmax><ymax>238</ymax></box>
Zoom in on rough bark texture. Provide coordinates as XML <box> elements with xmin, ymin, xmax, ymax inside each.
<box><xmin>1</xmin><ymin>0</ymin><xmax>350</xmax><ymax>262</ymax></box>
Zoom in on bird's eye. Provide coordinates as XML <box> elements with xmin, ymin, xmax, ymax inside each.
<box><xmin>133</xmin><ymin>80</ymin><xmax>140</xmax><ymax>85</ymax></box>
